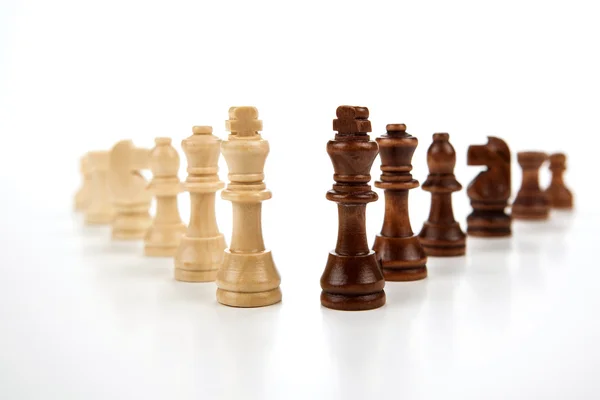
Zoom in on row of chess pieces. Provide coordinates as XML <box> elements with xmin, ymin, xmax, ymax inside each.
<box><xmin>73</xmin><ymin>105</ymin><xmax>573</xmax><ymax>311</ymax></box>
<box><xmin>75</xmin><ymin>107</ymin><xmax>280</xmax><ymax>308</ymax></box>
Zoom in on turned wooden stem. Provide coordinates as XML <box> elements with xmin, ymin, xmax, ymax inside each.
<box><xmin>154</xmin><ymin>196</ymin><xmax>181</xmax><ymax>224</ymax></box>
<box><xmin>521</xmin><ymin>169</ymin><xmax>541</xmax><ymax>191</ymax></box>
<box><xmin>187</xmin><ymin>193</ymin><xmax>219</xmax><ymax>237</ymax></box>
<box><xmin>381</xmin><ymin>190</ymin><xmax>413</xmax><ymax>237</ymax></box>
<box><xmin>231</xmin><ymin>202</ymin><xmax>265</xmax><ymax>253</ymax></box>
<box><xmin>427</xmin><ymin>193</ymin><xmax>456</xmax><ymax>224</ymax></box>
<box><xmin>550</xmin><ymin>169</ymin><xmax>565</xmax><ymax>186</ymax></box>
<box><xmin>336</xmin><ymin>204</ymin><xmax>370</xmax><ymax>256</ymax></box>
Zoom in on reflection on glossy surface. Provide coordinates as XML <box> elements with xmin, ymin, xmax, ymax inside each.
<box><xmin>1</xmin><ymin>207</ymin><xmax>599</xmax><ymax>399</ymax></box>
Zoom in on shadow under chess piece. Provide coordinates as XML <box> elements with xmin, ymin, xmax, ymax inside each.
<box><xmin>466</xmin><ymin>136</ymin><xmax>512</xmax><ymax>237</ymax></box>
<box><xmin>108</xmin><ymin>140</ymin><xmax>153</xmax><ymax>239</ymax></box>
<box><xmin>85</xmin><ymin>151</ymin><xmax>114</xmax><ymax>224</ymax></box>
<box><xmin>373</xmin><ymin>124</ymin><xmax>427</xmax><ymax>280</ymax></box>
<box><xmin>144</xmin><ymin>138</ymin><xmax>186</xmax><ymax>257</ymax></box>
<box><xmin>216</xmin><ymin>107</ymin><xmax>281</xmax><ymax>307</ymax></box>
<box><xmin>512</xmin><ymin>151</ymin><xmax>550</xmax><ymax>220</ymax></box>
<box><xmin>74</xmin><ymin>153</ymin><xmax>92</xmax><ymax>212</ymax></box>
<box><xmin>175</xmin><ymin>126</ymin><xmax>226</xmax><ymax>282</ymax></box>
<box><xmin>545</xmin><ymin>153</ymin><xmax>573</xmax><ymax>209</ymax></box>
<box><xmin>418</xmin><ymin>133</ymin><xmax>466</xmax><ymax>256</ymax></box>
<box><xmin>320</xmin><ymin>105</ymin><xmax>386</xmax><ymax>311</ymax></box>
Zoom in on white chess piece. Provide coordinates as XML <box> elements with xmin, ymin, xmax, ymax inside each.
<box><xmin>174</xmin><ymin>126</ymin><xmax>226</xmax><ymax>281</ymax></box>
<box><xmin>144</xmin><ymin>137</ymin><xmax>186</xmax><ymax>256</ymax></box>
<box><xmin>107</xmin><ymin>140</ymin><xmax>152</xmax><ymax>239</ymax></box>
<box><xmin>216</xmin><ymin>107</ymin><xmax>281</xmax><ymax>307</ymax></box>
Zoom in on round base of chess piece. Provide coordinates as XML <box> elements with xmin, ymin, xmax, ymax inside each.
<box><xmin>112</xmin><ymin>221</ymin><xmax>152</xmax><ymax>239</ymax></box>
<box><xmin>144</xmin><ymin>223</ymin><xmax>186</xmax><ymax>257</ymax></box>
<box><xmin>467</xmin><ymin>228</ymin><xmax>511</xmax><ymax>237</ymax></box>
<box><xmin>373</xmin><ymin>235</ymin><xmax>427</xmax><ymax>281</ymax></box>
<box><xmin>111</xmin><ymin>204</ymin><xmax>152</xmax><ymax>240</ymax></box>
<box><xmin>174</xmin><ymin>234</ymin><xmax>226</xmax><ymax>282</ymax></box>
<box><xmin>552</xmin><ymin>202</ymin><xmax>573</xmax><ymax>210</ymax></box>
<box><xmin>175</xmin><ymin>268</ymin><xmax>218</xmax><ymax>283</ymax></box>
<box><xmin>419</xmin><ymin>243</ymin><xmax>465</xmax><ymax>257</ymax></box>
<box><xmin>112</xmin><ymin>228</ymin><xmax>149</xmax><ymax>240</ymax></box>
<box><xmin>418</xmin><ymin>222</ymin><xmax>466</xmax><ymax>257</ymax></box>
<box><xmin>217</xmin><ymin>287</ymin><xmax>282</xmax><ymax>308</ymax></box>
<box><xmin>216</xmin><ymin>249</ymin><xmax>282</xmax><ymax>308</ymax></box>
<box><xmin>511</xmin><ymin>204</ymin><xmax>550</xmax><ymax>220</ymax></box>
<box><xmin>550</xmin><ymin>201</ymin><xmax>573</xmax><ymax>209</ymax></box>
<box><xmin>466</xmin><ymin>209</ymin><xmax>512</xmax><ymax>237</ymax></box>
<box><xmin>321</xmin><ymin>251</ymin><xmax>386</xmax><ymax>311</ymax></box>
<box><xmin>321</xmin><ymin>291</ymin><xmax>386</xmax><ymax>311</ymax></box>
<box><xmin>384</xmin><ymin>266</ymin><xmax>427</xmax><ymax>282</ymax></box>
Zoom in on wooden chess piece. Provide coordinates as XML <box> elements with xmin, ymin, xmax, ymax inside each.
<box><xmin>418</xmin><ymin>133</ymin><xmax>466</xmax><ymax>256</ymax></box>
<box><xmin>512</xmin><ymin>151</ymin><xmax>550</xmax><ymax>220</ymax></box>
<box><xmin>85</xmin><ymin>151</ymin><xmax>114</xmax><ymax>224</ymax></box>
<box><xmin>74</xmin><ymin>153</ymin><xmax>92</xmax><ymax>211</ymax></box>
<box><xmin>544</xmin><ymin>153</ymin><xmax>573</xmax><ymax>209</ymax></box>
<box><xmin>373</xmin><ymin>124</ymin><xmax>427</xmax><ymax>280</ymax></box>
<box><xmin>466</xmin><ymin>136</ymin><xmax>512</xmax><ymax>236</ymax></box>
<box><xmin>216</xmin><ymin>107</ymin><xmax>281</xmax><ymax>307</ymax></box>
<box><xmin>144</xmin><ymin>138</ymin><xmax>186</xmax><ymax>257</ymax></box>
<box><xmin>174</xmin><ymin>126</ymin><xmax>226</xmax><ymax>282</ymax></box>
<box><xmin>321</xmin><ymin>105</ymin><xmax>386</xmax><ymax>311</ymax></box>
<box><xmin>107</xmin><ymin>140</ymin><xmax>152</xmax><ymax>239</ymax></box>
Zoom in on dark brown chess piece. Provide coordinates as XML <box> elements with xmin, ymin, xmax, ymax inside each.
<box><xmin>544</xmin><ymin>153</ymin><xmax>573</xmax><ymax>209</ymax></box>
<box><xmin>512</xmin><ymin>151</ymin><xmax>550</xmax><ymax>220</ymax></box>
<box><xmin>466</xmin><ymin>136</ymin><xmax>512</xmax><ymax>237</ymax></box>
<box><xmin>417</xmin><ymin>133</ymin><xmax>466</xmax><ymax>256</ymax></box>
<box><xmin>372</xmin><ymin>124</ymin><xmax>427</xmax><ymax>281</ymax></box>
<box><xmin>320</xmin><ymin>106</ymin><xmax>386</xmax><ymax>311</ymax></box>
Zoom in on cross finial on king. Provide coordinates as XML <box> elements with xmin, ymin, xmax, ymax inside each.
<box><xmin>226</xmin><ymin>106</ymin><xmax>263</xmax><ymax>137</ymax></box>
<box><xmin>333</xmin><ymin>105</ymin><xmax>371</xmax><ymax>134</ymax></box>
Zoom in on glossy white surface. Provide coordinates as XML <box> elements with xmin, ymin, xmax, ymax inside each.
<box><xmin>1</xmin><ymin>199</ymin><xmax>598</xmax><ymax>399</ymax></box>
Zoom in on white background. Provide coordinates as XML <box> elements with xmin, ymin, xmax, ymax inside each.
<box><xmin>1</xmin><ymin>0</ymin><xmax>600</xmax><ymax>399</ymax></box>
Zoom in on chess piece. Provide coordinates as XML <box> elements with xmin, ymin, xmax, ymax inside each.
<box><xmin>512</xmin><ymin>151</ymin><xmax>550</xmax><ymax>220</ymax></box>
<box><xmin>418</xmin><ymin>133</ymin><xmax>466</xmax><ymax>256</ymax></box>
<box><xmin>174</xmin><ymin>126</ymin><xmax>226</xmax><ymax>282</ymax></box>
<box><xmin>373</xmin><ymin>124</ymin><xmax>427</xmax><ymax>281</ymax></box>
<box><xmin>321</xmin><ymin>105</ymin><xmax>385</xmax><ymax>311</ymax></box>
<box><xmin>107</xmin><ymin>140</ymin><xmax>152</xmax><ymax>239</ymax></box>
<box><xmin>74</xmin><ymin>154</ymin><xmax>92</xmax><ymax>211</ymax></box>
<box><xmin>216</xmin><ymin>107</ymin><xmax>281</xmax><ymax>307</ymax></box>
<box><xmin>85</xmin><ymin>151</ymin><xmax>114</xmax><ymax>224</ymax></box>
<box><xmin>545</xmin><ymin>153</ymin><xmax>573</xmax><ymax>209</ymax></box>
<box><xmin>144</xmin><ymin>138</ymin><xmax>186</xmax><ymax>257</ymax></box>
<box><xmin>466</xmin><ymin>136</ymin><xmax>512</xmax><ymax>236</ymax></box>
